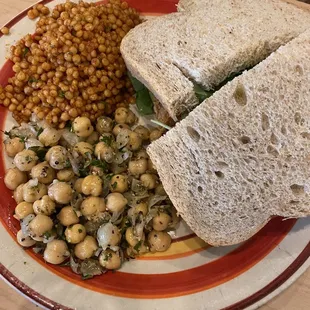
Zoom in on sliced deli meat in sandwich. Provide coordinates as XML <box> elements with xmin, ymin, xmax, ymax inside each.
<box><xmin>120</xmin><ymin>0</ymin><xmax>310</xmax><ymax>121</ymax></box>
<box><xmin>147</xmin><ymin>29</ymin><xmax>310</xmax><ymax>246</ymax></box>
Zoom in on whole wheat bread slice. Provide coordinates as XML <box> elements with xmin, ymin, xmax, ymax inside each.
<box><xmin>121</xmin><ymin>0</ymin><xmax>310</xmax><ymax>120</ymax></box>
<box><xmin>147</xmin><ymin>29</ymin><xmax>310</xmax><ymax>246</ymax></box>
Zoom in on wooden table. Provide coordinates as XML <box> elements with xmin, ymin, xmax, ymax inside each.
<box><xmin>0</xmin><ymin>0</ymin><xmax>310</xmax><ymax>309</ymax></box>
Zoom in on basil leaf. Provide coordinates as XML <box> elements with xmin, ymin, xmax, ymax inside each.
<box><xmin>136</xmin><ymin>88</ymin><xmax>154</xmax><ymax>115</ymax></box>
<box><xmin>128</xmin><ymin>71</ymin><xmax>154</xmax><ymax>115</ymax></box>
<box><xmin>193</xmin><ymin>83</ymin><xmax>214</xmax><ymax>103</ymax></box>
<box><xmin>127</xmin><ymin>71</ymin><xmax>145</xmax><ymax>92</ymax></box>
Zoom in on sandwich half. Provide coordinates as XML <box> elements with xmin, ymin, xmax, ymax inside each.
<box><xmin>120</xmin><ymin>0</ymin><xmax>310</xmax><ymax>121</ymax></box>
<box><xmin>147</xmin><ymin>29</ymin><xmax>310</xmax><ymax>246</ymax></box>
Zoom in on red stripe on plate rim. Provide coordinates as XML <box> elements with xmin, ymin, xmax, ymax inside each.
<box><xmin>0</xmin><ymin>0</ymin><xmax>309</xmax><ymax>309</ymax></box>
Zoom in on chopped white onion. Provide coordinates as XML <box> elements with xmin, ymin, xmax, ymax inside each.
<box><xmin>147</xmin><ymin>194</ymin><xmax>167</xmax><ymax>208</ymax></box>
<box><xmin>131</xmin><ymin>179</ymin><xmax>148</xmax><ymax>196</ymax></box>
<box><xmin>70</xmin><ymin>256</ymin><xmax>80</xmax><ymax>274</ymax></box>
<box><xmin>25</xmin><ymin>138</ymin><xmax>44</xmax><ymax>149</ymax></box>
<box><xmin>114</xmin><ymin>149</ymin><xmax>132</xmax><ymax>164</ymax></box>
<box><xmin>134</xmin><ymin>219</ymin><xmax>145</xmax><ymax>241</ymax></box>
<box><xmin>61</xmin><ymin>129</ymin><xmax>80</xmax><ymax>147</ymax></box>
<box><xmin>68</xmin><ymin>153</ymin><xmax>80</xmax><ymax>176</ymax></box>
<box><xmin>43</xmin><ymin>234</ymin><xmax>55</xmax><ymax>244</ymax></box>
<box><xmin>116</xmin><ymin>129</ymin><xmax>130</xmax><ymax>149</ymax></box>
<box><xmin>97</xmin><ymin>222</ymin><xmax>118</xmax><ymax>250</ymax></box>
<box><xmin>110</xmin><ymin>211</ymin><xmax>122</xmax><ymax>224</ymax></box>
<box><xmin>10</xmin><ymin>124</ymin><xmax>36</xmax><ymax>139</ymax></box>
<box><xmin>20</xmin><ymin>214</ymin><xmax>35</xmax><ymax>237</ymax></box>
<box><xmin>28</xmin><ymin>178</ymin><xmax>39</xmax><ymax>187</ymax></box>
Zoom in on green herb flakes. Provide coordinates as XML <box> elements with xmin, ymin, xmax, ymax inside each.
<box><xmin>100</xmin><ymin>135</ymin><xmax>112</xmax><ymax>146</ymax></box>
<box><xmin>81</xmin><ymin>274</ymin><xmax>94</xmax><ymax>280</ymax></box>
<box><xmin>133</xmin><ymin>240</ymin><xmax>143</xmax><ymax>253</ymax></box>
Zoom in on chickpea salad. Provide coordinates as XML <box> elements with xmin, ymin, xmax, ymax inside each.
<box><xmin>3</xmin><ymin>108</ymin><xmax>178</xmax><ymax>279</ymax></box>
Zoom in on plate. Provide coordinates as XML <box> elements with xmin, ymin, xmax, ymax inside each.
<box><xmin>0</xmin><ymin>1</ymin><xmax>309</xmax><ymax>309</ymax></box>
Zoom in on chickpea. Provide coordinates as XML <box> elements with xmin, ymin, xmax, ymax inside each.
<box><xmin>14</xmin><ymin>202</ymin><xmax>34</xmax><ymax>220</ymax></box>
<box><xmin>73</xmin><ymin>142</ymin><xmax>93</xmax><ymax>157</ymax></box>
<box><xmin>99</xmin><ymin>249</ymin><xmax>121</xmax><ymax>270</ymax></box>
<box><xmin>125</xmin><ymin>227</ymin><xmax>144</xmax><ymax>247</ymax></box>
<box><xmin>135</xmin><ymin>149</ymin><xmax>149</xmax><ymax>159</ymax></box>
<box><xmin>150</xmin><ymin>128</ymin><xmax>164</xmax><ymax>141</ymax></box>
<box><xmin>148</xmin><ymin>230</ymin><xmax>172</xmax><ymax>252</ymax></box>
<box><xmin>140</xmin><ymin>173</ymin><xmax>158</xmax><ymax>189</ymax></box>
<box><xmin>31</xmin><ymin>161</ymin><xmax>55</xmax><ymax>184</ymax></box>
<box><xmin>1</xmin><ymin>27</ymin><xmax>10</xmax><ymax>35</ymax></box>
<box><xmin>106</xmin><ymin>193</ymin><xmax>127</xmax><ymax>213</ymax></box>
<box><xmin>14</xmin><ymin>149</ymin><xmax>38</xmax><ymax>171</ymax></box>
<box><xmin>72</xmin><ymin>117</ymin><xmax>94</xmax><ymax>138</ymax></box>
<box><xmin>74</xmin><ymin>178</ymin><xmax>84</xmax><ymax>194</ymax></box>
<box><xmin>126</xmin><ymin>110</ymin><xmax>137</xmax><ymax>125</ymax></box>
<box><xmin>81</xmin><ymin>175</ymin><xmax>102</xmax><ymax>196</ymax></box>
<box><xmin>81</xmin><ymin>196</ymin><xmax>105</xmax><ymax>220</ymax></box>
<box><xmin>112</xmin><ymin>123</ymin><xmax>130</xmax><ymax>136</ymax></box>
<box><xmin>44</xmin><ymin>240</ymin><xmax>69</xmax><ymax>265</ymax></box>
<box><xmin>29</xmin><ymin>214</ymin><xmax>53</xmax><ymax>238</ymax></box>
<box><xmin>114</xmin><ymin>107</ymin><xmax>129</xmax><ymax>124</ymax></box>
<box><xmin>38</xmin><ymin>127</ymin><xmax>61</xmax><ymax>146</ymax></box>
<box><xmin>41</xmin><ymin>6</ymin><xmax>50</xmax><ymax>15</ymax></box>
<box><xmin>86</xmin><ymin>131</ymin><xmax>99</xmax><ymax>145</ymax></box>
<box><xmin>57</xmin><ymin>205</ymin><xmax>79</xmax><ymax>226</ymax></box>
<box><xmin>127</xmin><ymin>243</ymin><xmax>149</xmax><ymax>256</ymax></box>
<box><xmin>14</xmin><ymin>184</ymin><xmax>25</xmax><ymax>203</ymax></box>
<box><xmin>4</xmin><ymin>137</ymin><xmax>25</xmax><ymax>157</ymax></box>
<box><xmin>48</xmin><ymin>181</ymin><xmax>72</xmax><ymax>204</ymax></box>
<box><xmin>96</xmin><ymin>116</ymin><xmax>113</xmax><ymax>134</ymax></box>
<box><xmin>109</xmin><ymin>174</ymin><xmax>128</xmax><ymax>193</ymax></box>
<box><xmin>65</xmin><ymin>224</ymin><xmax>86</xmax><ymax>244</ymax></box>
<box><xmin>114</xmin><ymin>107</ymin><xmax>136</xmax><ymax>125</ymax></box>
<box><xmin>97</xmin><ymin>222</ymin><xmax>121</xmax><ymax>248</ymax></box>
<box><xmin>128</xmin><ymin>158</ymin><xmax>148</xmax><ymax>175</ymax></box>
<box><xmin>33</xmin><ymin>195</ymin><xmax>56</xmax><ymax>216</ymax></box>
<box><xmin>56</xmin><ymin>168</ymin><xmax>74</xmax><ymax>182</ymax></box>
<box><xmin>134</xmin><ymin>125</ymin><xmax>150</xmax><ymax>141</ymax></box>
<box><xmin>134</xmin><ymin>202</ymin><xmax>148</xmax><ymax>216</ymax></box>
<box><xmin>23</xmin><ymin>181</ymin><xmax>47</xmax><ymax>203</ymax></box>
<box><xmin>94</xmin><ymin>142</ymin><xmax>114</xmax><ymax>163</ymax></box>
<box><xmin>127</xmin><ymin>131</ymin><xmax>142</xmax><ymax>151</ymax></box>
<box><xmin>16</xmin><ymin>230</ymin><xmax>36</xmax><ymax>247</ymax></box>
<box><xmin>74</xmin><ymin>235</ymin><xmax>98</xmax><ymax>260</ymax></box>
<box><xmin>152</xmin><ymin>212</ymin><xmax>172</xmax><ymax>231</ymax></box>
<box><xmin>45</xmin><ymin>146</ymin><xmax>69</xmax><ymax>170</ymax></box>
<box><xmin>4</xmin><ymin>168</ymin><xmax>27</xmax><ymax>190</ymax></box>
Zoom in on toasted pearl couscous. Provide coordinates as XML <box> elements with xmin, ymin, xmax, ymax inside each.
<box><xmin>0</xmin><ymin>0</ymin><xmax>140</xmax><ymax>128</ymax></box>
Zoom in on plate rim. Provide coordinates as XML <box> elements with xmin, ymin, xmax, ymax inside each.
<box><xmin>0</xmin><ymin>0</ymin><xmax>309</xmax><ymax>309</ymax></box>
<box><xmin>1</xmin><ymin>239</ymin><xmax>309</xmax><ymax>310</ymax></box>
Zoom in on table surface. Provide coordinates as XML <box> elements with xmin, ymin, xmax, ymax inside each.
<box><xmin>0</xmin><ymin>0</ymin><xmax>310</xmax><ymax>309</ymax></box>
